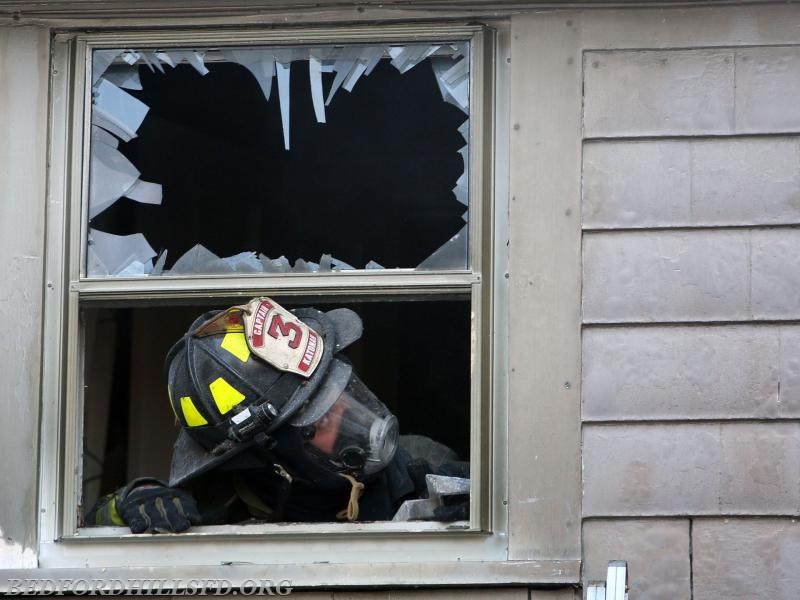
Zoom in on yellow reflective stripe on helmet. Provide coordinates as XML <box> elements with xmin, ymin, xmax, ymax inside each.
<box><xmin>209</xmin><ymin>377</ymin><xmax>246</xmax><ymax>415</ymax></box>
<box><xmin>221</xmin><ymin>332</ymin><xmax>251</xmax><ymax>363</ymax></box>
<box><xmin>180</xmin><ymin>396</ymin><xmax>208</xmax><ymax>427</ymax></box>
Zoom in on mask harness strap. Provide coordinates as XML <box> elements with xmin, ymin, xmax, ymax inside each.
<box><xmin>336</xmin><ymin>473</ymin><xmax>365</xmax><ymax>522</ymax></box>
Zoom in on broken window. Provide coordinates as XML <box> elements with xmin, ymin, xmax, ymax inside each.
<box><xmin>44</xmin><ymin>24</ymin><xmax>491</xmax><ymax>546</ymax></box>
<box><xmin>87</xmin><ymin>43</ymin><xmax>471</xmax><ymax>276</ymax></box>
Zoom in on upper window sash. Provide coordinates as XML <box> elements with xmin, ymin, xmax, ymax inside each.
<box><xmin>66</xmin><ymin>25</ymin><xmax>490</xmax><ymax>295</ymax></box>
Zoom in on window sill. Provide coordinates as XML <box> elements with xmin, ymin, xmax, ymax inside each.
<box><xmin>0</xmin><ymin>559</ymin><xmax>581</xmax><ymax>588</ymax></box>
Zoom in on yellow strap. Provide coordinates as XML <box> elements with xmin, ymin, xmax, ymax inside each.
<box><xmin>335</xmin><ymin>473</ymin><xmax>365</xmax><ymax>522</ymax></box>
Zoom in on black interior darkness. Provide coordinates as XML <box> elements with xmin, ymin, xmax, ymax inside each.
<box><xmin>90</xmin><ymin>57</ymin><xmax>468</xmax><ymax>269</ymax></box>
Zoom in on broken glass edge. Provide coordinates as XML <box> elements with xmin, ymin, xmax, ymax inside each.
<box><xmin>88</xmin><ymin>42</ymin><xmax>471</xmax><ymax>276</ymax></box>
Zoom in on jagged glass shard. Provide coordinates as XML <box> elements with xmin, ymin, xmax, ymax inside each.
<box><xmin>453</xmin><ymin>183</ymin><xmax>468</xmax><ymax>206</ymax></box>
<box><xmin>387</xmin><ymin>47</ymin><xmax>404</xmax><ymax>61</ymax></box>
<box><xmin>140</xmin><ymin>51</ymin><xmax>165</xmax><ymax>74</ymax></box>
<box><xmin>458</xmin><ymin>119</ymin><xmax>469</xmax><ymax>143</ymax></box>
<box><xmin>150</xmin><ymin>250</ymin><xmax>168</xmax><ymax>276</ymax></box>
<box><xmin>91</xmin><ymin>125</ymin><xmax>119</xmax><ymax>149</ymax></box>
<box><xmin>449</xmin><ymin>42</ymin><xmax>467</xmax><ymax>60</ymax></box>
<box><xmin>92</xmin><ymin>50</ymin><xmax>121</xmax><ymax>84</ymax></box>
<box><xmin>258</xmin><ymin>254</ymin><xmax>291</xmax><ymax>273</ymax></box>
<box><xmin>221</xmin><ymin>48</ymin><xmax>275</xmax><ymax>101</ymax></box>
<box><xmin>271</xmin><ymin>48</ymin><xmax>299</xmax><ymax>65</ymax></box>
<box><xmin>292</xmin><ymin>258</ymin><xmax>314</xmax><ymax>272</ymax></box>
<box><xmin>416</xmin><ymin>225</ymin><xmax>468</xmax><ymax>270</ymax></box>
<box><xmin>361</xmin><ymin>46</ymin><xmax>386</xmax><ymax>76</ymax></box>
<box><xmin>461</xmin><ymin>209</ymin><xmax>469</xmax><ymax>223</ymax></box>
<box><xmin>308</xmin><ymin>56</ymin><xmax>326</xmax><ymax>123</ymax></box>
<box><xmin>86</xmin><ymin>245</ymin><xmax>109</xmax><ymax>276</ymax></box>
<box><xmin>458</xmin><ymin>145</ymin><xmax>468</xmax><ymax>171</ymax></box>
<box><xmin>169</xmin><ymin>50</ymin><xmax>210</xmax><ymax>76</ymax></box>
<box><xmin>88</xmin><ymin>228</ymin><xmax>157</xmax><ymax>277</ymax></box>
<box><xmin>123</xmin><ymin>179</ymin><xmax>163</xmax><ymax>206</ymax></box>
<box><xmin>276</xmin><ymin>61</ymin><xmax>291</xmax><ymax>150</ymax></box>
<box><xmin>92</xmin><ymin>114</ymin><xmax>134</xmax><ymax>143</ymax></box>
<box><xmin>390</xmin><ymin>44</ymin><xmax>440</xmax><ymax>74</ymax></box>
<box><xmin>365</xmin><ymin>260</ymin><xmax>385</xmax><ymax>270</ymax></box>
<box><xmin>116</xmin><ymin>260</ymin><xmax>149</xmax><ymax>277</ymax></box>
<box><xmin>430</xmin><ymin>57</ymin><xmax>469</xmax><ymax>114</ymax></box>
<box><xmin>92</xmin><ymin>79</ymin><xmax>149</xmax><ymax>141</ymax></box>
<box><xmin>331</xmin><ymin>257</ymin><xmax>356</xmax><ymax>271</ymax></box>
<box><xmin>318</xmin><ymin>254</ymin><xmax>333</xmax><ymax>272</ymax></box>
<box><xmin>154</xmin><ymin>52</ymin><xmax>176</xmax><ymax>68</ymax></box>
<box><xmin>325</xmin><ymin>58</ymin><xmax>355</xmax><ymax>106</ymax></box>
<box><xmin>442</xmin><ymin>56</ymin><xmax>469</xmax><ymax>87</ymax></box>
<box><xmin>121</xmin><ymin>50</ymin><xmax>140</xmax><ymax>65</ymax></box>
<box><xmin>89</xmin><ymin>142</ymin><xmax>140</xmax><ymax>218</ymax></box>
<box><xmin>456</xmin><ymin>171</ymin><xmax>468</xmax><ymax>191</ymax></box>
<box><xmin>342</xmin><ymin>61</ymin><xmax>368</xmax><ymax>92</ymax></box>
<box><xmin>102</xmin><ymin>65</ymin><xmax>143</xmax><ymax>90</ymax></box>
<box><xmin>450</xmin><ymin>144</ymin><xmax>469</xmax><ymax>207</ymax></box>
<box><xmin>223</xmin><ymin>251</ymin><xmax>263</xmax><ymax>273</ymax></box>
<box><xmin>168</xmin><ymin>244</ymin><xmax>233</xmax><ymax>274</ymax></box>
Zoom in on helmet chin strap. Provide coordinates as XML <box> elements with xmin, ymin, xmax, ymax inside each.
<box><xmin>335</xmin><ymin>472</ymin><xmax>365</xmax><ymax>522</ymax></box>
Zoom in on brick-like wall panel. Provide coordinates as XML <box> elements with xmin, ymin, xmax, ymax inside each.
<box><xmin>583</xmin><ymin>230</ymin><xmax>750</xmax><ymax>322</ymax></box>
<box><xmin>751</xmin><ymin>229</ymin><xmax>800</xmax><ymax>319</ymax></box>
<box><xmin>583</xmin><ymin>519</ymin><xmax>690</xmax><ymax>600</ymax></box>
<box><xmin>585</xmin><ymin>47</ymin><xmax>800</xmax><ymax>138</ymax></box>
<box><xmin>583</xmin><ymin>50</ymin><xmax>735</xmax><ymax>137</ymax></box>
<box><xmin>583</xmin><ymin>138</ymin><xmax>800</xmax><ymax>228</ymax></box>
<box><xmin>736</xmin><ymin>47</ymin><xmax>800</xmax><ymax>133</ymax></box>
<box><xmin>693</xmin><ymin>519</ymin><xmax>800</xmax><ymax>599</ymax></box>
<box><xmin>585</xmin><ymin>229</ymin><xmax>800</xmax><ymax>322</ymax></box>
<box><xmin>582</xmin><ymin>325</ymin><xmax>782</xmax><ymax>420</ymax></box>
<box><xmin>583</xmin><ymin>423</ymin><xmax>800</xmax><ymax>516</ymax></box>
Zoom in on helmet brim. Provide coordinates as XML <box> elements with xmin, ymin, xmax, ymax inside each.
<box><xmin>169</xmin><ymin>428</ymin><xmax>256</xmax><ymax>487</ymax></box>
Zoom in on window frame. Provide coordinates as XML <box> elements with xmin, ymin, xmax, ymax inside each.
<box><xmin>37</xmin><ymin>22</ymin><xmax>519</xmax><ymax>580</ymax></box>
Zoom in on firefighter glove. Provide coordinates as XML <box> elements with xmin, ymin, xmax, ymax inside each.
<box><xmin>116</xmin><ymin>478</ymin><xmax>201</xmax><ymax>534</ymax></box>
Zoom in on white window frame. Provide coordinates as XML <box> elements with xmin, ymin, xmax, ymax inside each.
<box><xmin>36</xmin><ymin>22</ymin><xmax>535</xmax><ymax>585</ymax></box>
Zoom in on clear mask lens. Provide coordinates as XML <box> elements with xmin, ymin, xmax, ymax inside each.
<box><xmin>301</xmin><ymin>370</ymin><xmax>398</xmax><ymax>476</ymax></box>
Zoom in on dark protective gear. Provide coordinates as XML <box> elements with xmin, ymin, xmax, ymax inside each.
<box><xmin>165</xmin><ymin>298</ymin><xmax>397</xmax><ymax>489</ymax></box>
<box><xmin>114</xmin><ymin>478</ymin><xmax>201</xmax><ymax>534</ymax></box>
<box><xmin>177</xmin><ymin>434</ymin><xmax>468</xmax><ymax>524</ymax></box>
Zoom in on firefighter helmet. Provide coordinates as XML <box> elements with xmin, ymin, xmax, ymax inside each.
<box><xmin>166</xmin><ymin>297</ymin><xmax>398</xmax><ymax>488</ymax></box>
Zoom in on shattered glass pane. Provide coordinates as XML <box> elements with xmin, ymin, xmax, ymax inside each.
<box><xmin>86</xmin><ymin>41</ymin><xmax>471</xmax><ymax>277</ymax></box>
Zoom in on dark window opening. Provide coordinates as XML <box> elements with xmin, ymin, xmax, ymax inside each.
<box><xmin>81</xmin><ymin>299</ymin><xmax>471</xmax><ymax>518</ymax></box>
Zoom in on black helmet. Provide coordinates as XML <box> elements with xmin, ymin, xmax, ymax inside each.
<box><xmin>166</xmin><ymin>297</ymin><xmax>398</xmax><ymax>488</ymax></box>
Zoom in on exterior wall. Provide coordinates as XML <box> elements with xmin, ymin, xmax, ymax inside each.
<box><xmin>3</xmin><ymin>2</ymin><xmax>800</xmax><ymax>599</ymax></box>
<box><xmin>0</xmin><ymin>25</ymin><xmax>49</xmax><ymax>569</ymax></box>
<box><xmin>581</xmin><ymin>18</ymin><xmax>800</xmax><ymax>599</ymax></box>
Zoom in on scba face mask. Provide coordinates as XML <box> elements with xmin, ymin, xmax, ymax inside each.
<box><xmin>293</xmin><ymin>360</ymin><xmax>399</xmax><ymax>478</ymax></box>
